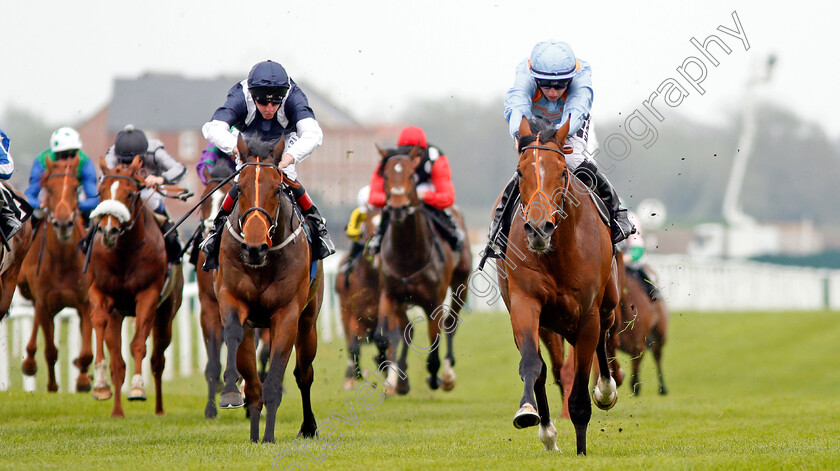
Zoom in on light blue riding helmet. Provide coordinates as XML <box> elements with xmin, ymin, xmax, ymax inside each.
<box><xmin>528</xmin><ymin>40</ymin><xmax>581</xmax><ymax>81</ymax></box>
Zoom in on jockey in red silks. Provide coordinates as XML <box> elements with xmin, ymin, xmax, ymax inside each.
<box><xmin>364</xmin><ymin>125</ymin><xmax>464</xmax><ymax>258</ymax></box>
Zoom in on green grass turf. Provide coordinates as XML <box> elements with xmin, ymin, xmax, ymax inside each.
<box><xmin>2</xmin><ymin>310</ymin><xmax>840</xmax><ymax>470</ymax></box>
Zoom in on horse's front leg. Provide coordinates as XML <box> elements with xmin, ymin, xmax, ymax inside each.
<box><xmin>218</xmin><ymin>290</ymin><xmax>248</xmax><ymax>409</ymax></box>
<box><xmin>509</xmin><ymin>293</ymin><xmax>543</xmax><ymax>430</ymax></box>
<box><xmin>593</xmin><ymin>307</ymin><xmax>618</xmax><ymax>411</ymax></box>
<box><xmin>89</xmin><ymin>287</ymin><xmax>113</xmax><ymax>401</ymax></box>
<box><xmin>237</xmin><ymin>325</ymin><xmax>261</xmax><ymax>442</ymax></box>
<box><xmin>262</xmin><ymin>307</ymin><xmax>300</xmax><ymax>444</ymax></box>
<box><xmin>127</xmin><ymin>287</ymin><xmax>162</xmax><ymax>401</ymax></box>
<box><xmin>569</xmin><ymin>309</ymin><xmax>601</xmax><ymax>456</ymax></box>
<box><xmin>21</xmin><ymin>303</ymin><xmax>41</xmax><ymax>377</ymax></box>
<box><xmin>375</xmin><ymin>292</ymin><xmax>404</xmax><ymax>394</ymax></box>
<box><xmin>75</xmin><ymin>301</ymin><xmax>94</xmax><ymax>392</ymax></box>
<box><xmin>422</xmin><ymin>302</ymin><xmax>443</xmax><ymax>391</ymax></box>
<box><xmin>199</xmin><ymin>302</ymin><xmax>223</xmax><ymax>419</ymax></box>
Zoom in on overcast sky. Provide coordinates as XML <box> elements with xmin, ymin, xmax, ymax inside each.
<box><xmin>3</xmin><ymin>1</ymin><xmax>837</xmax><ymax>138</ymax></box>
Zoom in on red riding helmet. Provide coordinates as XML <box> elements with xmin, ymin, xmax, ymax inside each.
<box><xmin>397</xmin><ymin>126</ymin><xmax>428</xmax><ymax>149</ymax></box>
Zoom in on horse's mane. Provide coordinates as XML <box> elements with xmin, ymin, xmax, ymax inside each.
<box><xmin>242</xmin><ymin>134</ymin><xmax>284</xmax><ymax>161</ymax></box>
<box><xmin>209</xmin><ymin>158</ymin><xmax>234</xmax><ymax>179</ymax></box>
<box><xmin>517</xmin><ymin>116</ymin><xmax>558</xmax><ymax>153</ymax></box>
<box><xmin>376</xmin><ymin>145</ymin><xmax>419</xmax><ymax>176</ymax></box>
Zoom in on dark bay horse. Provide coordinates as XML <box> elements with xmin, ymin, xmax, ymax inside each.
<box><xmin>192</xmin><ymin>163</ymin><xmax>234</xmax><ymax>419</ymax></box>
<box><xmin>616</xmin><ymin>256</ymin><xmax>669</xmax><ymax>395</ymax></box>
<box><xmin>87</xmin><ymin>156</ymin><xmax>183</xmax><ymax>417</ymax></box>
<box><xmin>0</xmin><ymin>183</ymin><xmax>33</xmax><ymax>321</ymax></box>
<box><xmin>335</xmin><ymin>210</ymin><xmax>381</xmax><ymax>390</ymax></box>
<box><xmin>18</xmin><ymin>156</ymin><xmax>93</xmax><ymax>392</ymax></box>
<box><xmin>375</xmin><ymin>147</ymin><xmax>471</xmax><ymax>394</ymax></box>
<box><xmin>215</xmin><ymin>137</ymin><xmax>323</xmax><ymax>443</ymax></box>
<box><xmin>496</xmin><ymin>116</ymin><xmax>619</xmax><ymax>455</ymax></box>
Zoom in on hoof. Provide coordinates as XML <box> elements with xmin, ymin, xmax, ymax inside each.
<box><xmin>396</xmin><ymin>377</ymin><xmax>410</xmax><ymax>395</ymax></box>
<box><xmin>441</xmin><ymin>373</ymin><xmax>456</xmax><ymax>392</ymax></box>
<box><xmin>426</xmin><ymin>375</ymin><xmax>441</xmax><ymax>390</ymax></box>
<box><xmin>593</xmin><ymin>376</ymin><xmax>618</xmax><ymax>411</ymax></box>
<box><xmin>538</xmin><ymin>421</ymin><xmax>560</xmax><ymax>451</ymax></box>
<box><xmin>76</xmin><ymin>374</ymin><xmax>92</xmax><ymax>393</ymax></box>
<box><xmin>659</xmin><ymin>385</ymin><xmax>668</xmax><ymax>395</ymax></box>
<box><xmin>47</xmin><ymin>383</ymin><xmax>59</xmax><ymax>393</ymax></box>
<box><xmin>219</xmin><ymin>391</ymin><xmax>245</xmax><ymax>409</ymax></box>
<box><xmin>128</xmin><ymin>388</ymin><xmax>147</xmax><ymax>401</ymax></box>
<box><xmin>342</xmin><ymin>378</ymin><xmax>356</xmax><ymax>391</ymax></box>
<box><xmin>513</xmin><ymin>404</ymin><xmax>540</xmax><ymax>429</ymax></box>
<box><xmin>21</xmin><ymin>359</ymin><xmax>37</xmax><ymax>376</ymax></box>
<box><xmin>205</xmin><ymin>402</ymin><xmax>218</xmax><ymax>419</ymax></box>
<box><xmin>92</xmin><ymin>386</ymin><xmax>112</xmax><ymax>401</ymax></box>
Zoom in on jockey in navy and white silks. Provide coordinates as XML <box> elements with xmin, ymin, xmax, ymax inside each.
<box><xmin>0</xmin><ymin>128</ymin><xmax>13</xmax><ymax>180</ymax></box>
<box><xmin>0</xmin><ymin>127</ymin><xmax>26</xmax><ymax>240</ymax></box>
<box><xmin>198</xmin><ymin>60</ymin><xmax>335</xmax><ymax>271</ymax></box>
<box><xmin>480</xmin><ymin>40</ymin><xmax>635</xmax><ymax>269</ymax></box>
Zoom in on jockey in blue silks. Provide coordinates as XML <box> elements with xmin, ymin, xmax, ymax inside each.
<box><xmin>0</xmin><ymin>128</ymin><xmax>27</xmax><ymax>240</ymax></box>
<box><xmin>480</xmin><ymin>40</ymin><xmax>635</xmax><ymax>268</ymax></box>
<box><xmin>199</xmin><ymin>60</ymin><xmax>335</xmax><ymax>271</ymax></box>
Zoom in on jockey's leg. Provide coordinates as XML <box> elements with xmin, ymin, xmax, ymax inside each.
<box><xmin>291</xmin><ymin>184</ymin><xmax>335</xmax><ymax>260</ymax></box>
<box><xmin>0</xmin><ymin>201</ymin><xmax>22</xmax><ymax>243</ymax></box>
<box><xmin>478</xmin><ymin>172</ymin><xmax>519</xmax><ymax>270</ymax></box>
<box><xmin>572</xmin><ymin>159</ymin><xmax>634</xmax><ymax>245</ymax></box>
<box><xmin>340</xmin><ymin>240</ymin><xmax>366</xmax><ymax>277</ymax></box>
<box><xmin>200</xmin><ymin>184</ymin><xmax>239</xmax><ymax>271</ymax></box>
<box><xmin>429</xmin><ymin>206</ymin><xmax>464</xmax><ymax>252</ymax></box>
<box><xmin>366</xmin><ymin>209</ymin><xmax>390</xmax><ymax>255</ymax></box>
<box><xmin>152</xmin><ymin>202</ymin><xmax>183</xmax><ymax>265</ymax></box>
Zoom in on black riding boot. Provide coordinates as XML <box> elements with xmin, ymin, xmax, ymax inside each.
<box><xmin>639</xmin><ymin>266</ymin><xmax>662</xmax><ymax>302</ymax></box>
<box><xmin>429</xmin><ymin>207</ymin><xmax>464</xmax><ymax>252</ymax></box>
<box><xmin>366</xmin><ymin>210</ymin><xmax>390</xmax><ymax>256</ymax></box>
<box><xmin>160</xmin><ymin>220</ymin><xmax>183</xmax><ymax>265</ymax></box>
<box><xmin>478</xmin><ymin>172</ymin><xmax>520</xmax><ymax>270</ymax></box>
<box><xmin>0</xmin><ymin>204</ymin><xmax>22</xmax><ymax>244</ymax></box>
<box><xmin>303</xmin><ymin>204</ymin><xmax>335</xmax><ymax>260</ymax></box>
<box><xmin>340</xmin><ymin>240</ymin><xmax>366</xmax><ymax>277</ymax></box>
<box><xmin>574</xmin><ymin>159</ymin><xmax>635</xmax><ymax>245</ymax></box>
<box><xmin>200</xmin><ymin>207</ymin><xmax>231</xmax><ymax>271</ymax></box>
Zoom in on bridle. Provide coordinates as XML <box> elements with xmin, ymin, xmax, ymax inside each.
<box><xmin>43</xmin><ymin>171</ymin><xmax>80</xmax><ymax>226</ymax></box>
<box><xmin>234</xmin><ymin>160</ymin><xmax>302</xmax><ymax>250</ymax></box>
<box><xmin>383</xmin><ymin>156</ymin><xmax>422</xmax><ymax>216</ymax></box>
<box><xmin>519</xmin><ymin>138</ymin><xmax>571</xmax><ymax>225</ymax></box>
<box><xmin>97</xmin><ymin>172</ymin><xmax>146</xmax><ymax>234</ymax></box>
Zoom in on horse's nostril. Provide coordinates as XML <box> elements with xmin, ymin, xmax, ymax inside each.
<box><xmin>260</xmin><ymin>244</ymin><xmax>269</xmax><ymax>253</ymax></box>
<box><xmin>241</xmin><ymin>242</ymin><xmax>248</xmax><ymax>251</ymax></box>
<box><xmin>541</xmin><ymin>222</ymin><xmax>555</xmax><ymax>236</ymax></box>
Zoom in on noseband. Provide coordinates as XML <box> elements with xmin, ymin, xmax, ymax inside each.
<box><xmin>519</xmin><ymin>143</ymin><xmax>571</xmax><ymax>225</ymax></box>
<box><xmin>97</xmin><ymin>173</ymin><xmax>145</xmax><ymax>234</ymax></box>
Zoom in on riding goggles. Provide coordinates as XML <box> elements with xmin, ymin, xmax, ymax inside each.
<box><xmin>536</xmin><ymin>78</ymin><xmax>571</xmax><ymax>90</ymax></box>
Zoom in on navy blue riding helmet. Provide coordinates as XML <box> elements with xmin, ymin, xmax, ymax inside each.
<box><xmin>248</xmin><ymin>60</ymin><xmax>291</xmax><ymax>104</ymax></box>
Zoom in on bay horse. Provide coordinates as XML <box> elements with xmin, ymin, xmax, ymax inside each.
<box><xmin>374</xmin><ymin>146</ymin><xmax>471</xmax><ymax>394</ymax></box>
<box><xmin>215</xmin><ymin>136</ymin><xmax>323</xmax><ymax>443</ymax></box>
<box><xmin>87</xmin><ymin>156</ymin><xmax>184</xmax><ymax>417</ymax></box>
<box><xmin>0</xmin><ymin>183</ymin><xmax>33</xmax><ymax>321</ymax></box>
<box><xmin>335</xmin><ymin>210</ymin><xmax>381</xmax><ymax>390</ymax></box>
<box><xmin>17</xmin><ymin>156</ymin><xmax>93</xmax><ymax>392</ymax></box>
<box><xmin>496</xmin><ymin>116</ymin><xmax>619</xmax><ymax>455</ymax></box>
<box><xmin>616</xmin><ymin>256</ymin><xmax>669</xmax><ymax>395</ymax></box>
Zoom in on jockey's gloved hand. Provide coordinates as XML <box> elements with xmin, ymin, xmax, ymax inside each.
<box><xmin>32</xmin><ymin>208</ymin><xmax>46</xmax><ymax>222</ymax></box>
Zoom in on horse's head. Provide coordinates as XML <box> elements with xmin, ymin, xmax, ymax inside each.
<box><xmin>92</xmin><ymin>156</ymin><xmax>144</xmax><ymax>248</ymax></box>
<box><xmin>517</xmin><ymin>116</ymin><xmax>572</xmax><ymax>253</ymax></box>
<box><xmin>379</xmin><ymin>145</ymin><xmax>423</xmax><ymax>223</ymax></box>
<box><xmin>41</xmin><ymin>156</ymin><xmax>82</xmax><ymax>241</ymax></box>
<box><xmin>235</xmin><ymin>136</ymin><xmax>288</xmax><ymax>267</ymax></box>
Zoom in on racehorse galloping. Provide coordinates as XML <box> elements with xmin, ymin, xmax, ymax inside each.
<box><xmin>375</xmin><ymin>147</ymin><xmax>471</xmax><ymax>394</ymax></box>
<box><xmin>191</xmin><ymin>164</ymin><xmax>233</xmax><ymax>419</ymax></box>
<box><xmin>496</xmin><ymin>116</ymin><xmax>619</xmax><ymax>455</ymax></box>
<box><xmin>335</xmin><ymin>210</ymin><xmax>381</xmax><ymax>390</ymax></box>
<box><xmin>18</xmin><ymin>156</ymin><xmax>93</xmax><ymax>392</ymax></box>
<box><xmin>215</xmin><ymin>136</ymin><xmax>323</xmax><ymax>443</ymax></box>
<box><xmin>0</xmin><ymin>184</ymin><xmax>33</xmax><ymax>322</ymax></box>
<box><xmin>87</xmin><ymin>157</ymin><xmax>183</xmax><ymax>417</ymax></box>
<box><xmin>615</xmin><ymin>255</ymin><xmax>669</xmax><ymax>395</ymax></box>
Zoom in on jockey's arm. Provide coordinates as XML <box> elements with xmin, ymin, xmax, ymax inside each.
<box><xmin>0</xmin><ymin>130</ymin><xmax>13</xmax><ymax>180</ymax></box>
<box><xmin>367</xmin><ymin>171</ymin><xmax>386</xmax><ymax>209</ymax></box>
<box><xmin>422</xmin><ymin>154</ymin><xmax>456</xmax><ymax>209</ymax></box>
<box><xmin>561</xmin><ymin>61</ymin><xmax>594</xmax><ymax>137</ymax></box>
<box><xmin>25</xmin><ymin>158</ymin><xmax>46</xmax><ymax>208</ymax></box>
<box><xmin>504</xmin><ymin>60</ymin><xmax>538</xmax><ymax>139</ymax></box>
<box><xmin>150</xmin><ymin>143</ymin><xmax>187</xmax><ymax>185</ymax></box>
<box><xmin>202</xmin><ymin>120</ymin><xmax>238</xmax><ymax>155</ymax></box>
<box><xmin>78</xmin><ymin>158</ymin><xmax>100</xmax><ymax>212</ymax></box>
<box><xmin>283</xmin><ymin>117</ymin><xmax>323</xmax><ymax>166</ymax></box>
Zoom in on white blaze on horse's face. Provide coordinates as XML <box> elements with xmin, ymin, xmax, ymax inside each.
<box><xmin>394</xmin><ymin>162</ymin><xmax>403</xmax><ymax>173</ymax></box>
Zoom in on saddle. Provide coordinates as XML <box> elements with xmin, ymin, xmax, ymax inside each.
<box><xmin>0</xmin><ymin>182</ymin><xmax>33</xmax><ymax>249</ymax></box>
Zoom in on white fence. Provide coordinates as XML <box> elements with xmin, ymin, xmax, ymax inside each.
<box><xmin>2</xmin><ymin>248</ymin><xmax>838</xmax><ymax>392</ymax></box>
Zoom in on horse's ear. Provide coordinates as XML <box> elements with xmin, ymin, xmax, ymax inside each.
<box><xmin>519</xmin><ymin>116</ymin><xmax>532</xmax><ymax>138</ymax></box>
<box><xmin>376</xmin><ymin>144</ymin><xmax>389</xmax><ymax>160</ymax></box>
<box><xmin>45</xmin><ymin>156</ymin><xmax>56</xmax><ymax>171</ymax></box>
<box><xmin>201</xmin><ymin>166</ymin><xmax>212</xmax><ymax>183</ymax></box>
<box><xmin>99</xmin><ymin>156</ymin><xmax>108</xmax><ymax>174</ymax></box>
<box><xmin>555</xmin><ymin>115</ymin><xmax>571</xmax><ymax>143</ymax></box>
<box><xmin>236</xmin><ymin>134</ymin><xmax>249</xmax><ymax>160</ymax></box>
<box><xmin>270</xmin><ymin>138</ymin><xmax>286</xmax><ymax>162</ymax></box>
<box><xmin>409</xmin><ymin>145</ymin><xmax>423</xmax><ymax>169</ymax></box>
<box><xmin>130</xmin><ymin>155</ymin><xmax>143</xmax><ymax>172</ymax></box>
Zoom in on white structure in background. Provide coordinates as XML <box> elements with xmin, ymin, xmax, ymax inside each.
<box><xmin>689</xmin><ymin>55</ymin><xmax>781</xmax><ymax>259</ymax></box>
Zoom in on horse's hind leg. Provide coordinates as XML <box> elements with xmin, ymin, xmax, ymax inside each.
<box><xmin>293</xmin><ymin>311</ymin><xmax>319</xmax><ymax>440</ymax></box>
<box><xmin>74</xmin><ymin>302</ymin><xmax>94</xmax><ymax>392</ymax></box>
<box><xmin>200</xmin><ymin>308</ymin><xmax>223</xmax><ymax>419</ymax></box>
<box><xmin>344</xmin><ymin>334</ymin><xmax>363</xmax><ymax>390</ymax></box>
<box><xmin>151</xmin><ymin>312</ymin><xmax>175</xmax><ymax>416</ymax></box>
<box><xmin>592</xmin><ymin>314</ymin><xmax>618</xmax><ymax>411</ymax></box>
<box><xmin>440</xmin><ymin>306</ymin><xmax>460</xmax><ymax>392</ymax></box>
<box><xmin>423</xmin><ymin>305</ymin><xmax>443</xmax><ymax>391</ymax></box>
<box><xmin>648</xmin><ymin>326</ymin><xmax>668</xmax><ymax>395</ymax></box>
<box><xmin>569</xmin><ymin>313</ymin><xmax>602</xmax><ymax>455</ymax></box>
<box><xmin>534</xmin><ymin>354</ymin><xmax>559</xmax><ymax>451</ymax></box>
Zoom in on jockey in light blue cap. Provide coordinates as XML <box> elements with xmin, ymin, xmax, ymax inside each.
<box><xmin>479</xmin><ymin>40</ymin><xmax>635</xmax><ymax>269</ymax></box>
